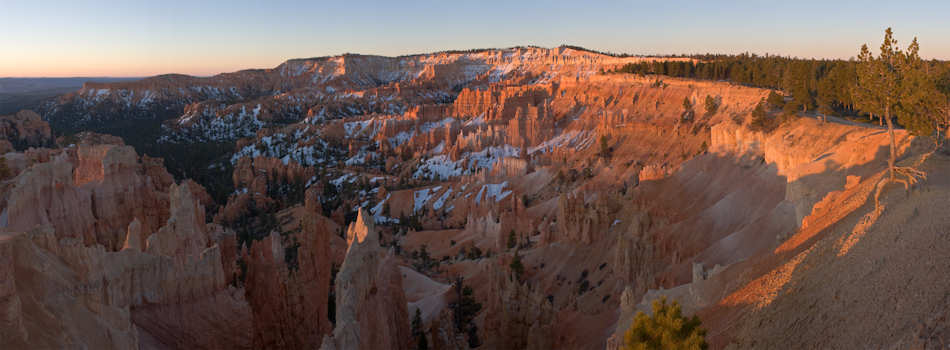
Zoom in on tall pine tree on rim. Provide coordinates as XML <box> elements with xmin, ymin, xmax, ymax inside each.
<box><xmin>855</xmin><ymin>28</ymin><xmax>939</xmax><ymax>186</ymax></box>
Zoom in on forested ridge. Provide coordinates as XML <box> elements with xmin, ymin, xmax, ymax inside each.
<box><xmin>610</xmin><ymin>49</ymin><xmax>950</xmax><ymax>132</ymax></box>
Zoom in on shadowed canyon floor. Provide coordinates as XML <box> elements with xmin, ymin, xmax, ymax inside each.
<box><xmin>1</xmin><ymin>47</ymin><xmax>947</xmax><ymax>349</ymax></box>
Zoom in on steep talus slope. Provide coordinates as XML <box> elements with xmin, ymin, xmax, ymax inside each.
<box><xmin>711</xmin><ymin>153</ymin><xmax>950</xmax><ymax>348</ymax></box>
<box><xmin>606</xmin><ymin>115</ymin><xmax>942</xmax><ymax>349</ymax></box>
<box><xmin>682</xmin><ymin>141</ymin><xmax>948</xmax><ymax>349</ymax></box>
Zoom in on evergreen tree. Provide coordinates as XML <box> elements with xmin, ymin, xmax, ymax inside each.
<box><xmin>826</xmin><ymin>62</ymin><xmax>858</xmax><ymax>111</ymax></box>
<box><xmin>0</xmin><ymin>157</ymin><xmax>11</xmax><ymax>181</ymax></box>
<box><xmin>895</xmin><ymin>37</ymin><xmax>941</xmax><ymax>137</ymax></box>
<box><xmin>703</xmin><ymin>95</ymin><xmax>719</xmax><ymax>116</ymax></box>
<box><xmin>681</xmin><ymin>97</ymin><xmax>695</xmax><ymax>121</ymax></box>
<box><xmin>623</xmin><ymin>297</ymin><xmax>707</xmax><ymax>350</ymax></box>
<box><xmin>856</xmin><ymin>28</ymin><xmax>938</xmax><ymax>184</ymax></box>
<box><xmin>412</xmin><ymin>308</ymin><xmax>428</xmax><ymax>350</ymax></box>
<box><xmin>935</xmin><ymin>66</ymin><xmax>950</xmax><ymax>145</ymax></box>
<box><xmin>509</xmin><ymin>250</ymin><xmax>525</xmax><ymax>280</ymax></box>
<box><xmin>782</xmin><ymin>60</ymin><xmax>815</xmax><ymax>113</ymax></box>
<box><xmin>855</xmin><ymin>44</ymin><xmax>883</xmax><ymax>125</ymax></box>
<box><xmin>856</xmin><ymin>29</ymin><xmax>901</xmax><ymax>181</ymax></box>
<box><xmin>412</xmin><ymin>308</ymin><xmax>422</xmax><ymax>335</ymax></box>
<box><xmin>599</xmin><ymin>135</ymin><xmax>611</xmax><ymax>158</ymax></box>
<box><xmin>766</xmin><ymin>91</ymin><xmax>786</xmax><ymax>109</ymax></box>
<box><xmin>450</xmin><ymin>277</ymin><xmax>482</xmax><ymax>347</ymax></box>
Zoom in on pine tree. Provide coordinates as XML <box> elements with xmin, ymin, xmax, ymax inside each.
<box><xmin>855</xmin><ymin>44</ymin><xmax>884</xmax><ymax>125</ymax></box>
<box><xmin>681</xmin><ymin>97</ymin><xmax>695</xmax><ymax>121</ymax></box>
<box><xmin>766</xmin><ymin>90</ymin><xmax>785</xmax><ymax>109</ymax></box>
<box><xmin>0</xmin><ymin>157</ymin><xmax>11</xmax><ymax>181</ymax></box>
<box><xmin>856</xmin><ymin>28</ymin><xmax>937</xmax><ymax>185</ymax></box>
<box><xmin>935</xmin><ymin>66</ymin><xmax>950</xmax><ymax>145</ymax></box>
<box><xmin>816</xmin><ymin>77</ymin><xmax>837</xmax><ymax>116</ymax></box>
<box><xmin>450</xmin><ymin>277</ymin><xmax>482</xmax><ymax>347</ymax></box>
<box><xmin>856</xmin><ymin>28</ymin><xmax>901</xmax><ymax>181</ymax></box>
<box><xmin>782</xmin><ymin>61</ymin><xmax>815</xmax><ymax>113</ymax></box>
<box><xmin>412</xmin><ymin>308</ymin><xmax>428</xmax><ymax>350</ymax></box>
<box><xmin>704</xmin><ymin>95</ymin><xmax>719</xmax><ymax>116</ymax></box>
<box><xmin>412</xmin><ymin>308</ymin><xmax>422</xmax><ymax>335</ymax></box>
<box><xmin>817</xmin><ymin>64</ymin><xmax>852</xmax><ymax>116</ymax></box>
<box><xmin>895</xmin><ymin>37</ymin><xmax>940</xmax><ymax>137</ymax></box>
<box><xmin>509</xmin><ymin>250</ymin><xmax>525</xmax><ymax>280</ymax></box>
<box><xmin>623</xmin><ymin>297</ymin><xmax>707</xmax><ymax>350</ymax></box>
<box><xmin>599</xmin><ymin>135</ymin><xmax>611</xmax><ymax>158</ymax></box>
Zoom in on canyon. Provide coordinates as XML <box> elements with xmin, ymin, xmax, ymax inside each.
<box><xmin>1</xmin><ymin>46</ymin><xmax>947</xmax><ymax>349</ymax></box>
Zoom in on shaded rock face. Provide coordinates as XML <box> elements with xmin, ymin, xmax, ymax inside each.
<box><xmin>555</xmin><ymin>192</ymin><xmax>611</xmax><ymax>244</ymax></box>
<box><xmin>481</xmin><ymin>264</ymin><xmax>556</xmax><ymax>350</ymax></box>
<box><xmin>146</xmin><ymin>181</ymin><xmax>211</xmax><ymax>258</ymax></box>
<box><xmin>0</xmin><ymin>207</ymin><xmax>242</xmax><ymax>350</ymax></box>
<box><xmin>0</xmin><ymin>110</ymin><xmax>51</xmax><ymax>151</ymax></box>
<box><xmin>6</xmin><ymin>142</ymin><xmax>173</xmax><ymax>251</ymax></box>
<box><xmin>322</xmin><ymin>209</ymin><xmax>411</xmax><ymax>350</ymax></box>
<box><xmin>611</xmin><ymin>211</ymin><xmax>655</xmax><ymax>293</ymax></box>
<box><xmin>243</xmin><ymin>188</ymin><xmax>332</xmax><ymax>349</ymax></box>
<box><xmin>0</xmin><ymin>144</ymin><xmax>253</xmax><ymax>350</ymax></box>
<box><xmin>0</xmin><ymin>236</ymin><xmax>27</xmax><ymax>346</ymax></box>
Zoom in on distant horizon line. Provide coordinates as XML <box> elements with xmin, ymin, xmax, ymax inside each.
<box><xmin>0</xmin><ymin>76</ymin><xmax>147</xmax><ymax>79</ymax></box>
<box><xmin>3</xmin><ymin>44</ymin><xmax>948</xmax><ymax>79</ymax></box>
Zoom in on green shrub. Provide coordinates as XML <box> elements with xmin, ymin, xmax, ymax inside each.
<box><xmin>0</xmin><ymin>157</ymin><xmax>11</xmax><ymax>180</ymax></box>
<box><xmin>681</xmin><ymin>97</ymin><xmax>695</xmax><ymax>121</ymax></box>
<box><xmin>703</xmin><ymin>95</ymin><xmax>719</xmax><ymax>116</ymax></box>
<box><xmin>450</xmin><ymin>278</ymin><xmax>482</xmax><ymax>347</ymax></box>
<box><xmin>412</xmin><ymin>308</ymin><xmax>428</xmax><ymax>350</ymax></box>
<box><xmin>509</xmin><ymin>251</ymin><xmax>524</xmax><ymax>280</ymax></box>
<box><xmin>749</xmin><ymin>99</ymin><xmax>783</xmax><ymax>132</ymax></box>
<box><xmin>766</xmin><ymin>91</ymin><xmax>786</xmax><ymax>109</ymax></box>
<box><xmin>623</xmin><ymin>297</ymin><xmax>707</xmax><ymax>350</ymax></box>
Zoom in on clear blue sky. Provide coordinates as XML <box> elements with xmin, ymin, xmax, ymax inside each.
<box><xmin>2</xmin><ymin>0</ymin><xmax>948</xmax><ymax>77</ymax></box>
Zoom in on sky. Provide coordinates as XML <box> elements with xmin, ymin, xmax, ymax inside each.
<box><xmin>2</xmin><ymin>0</ymin><xmax>949</xmax><ymax>77</ymax></box>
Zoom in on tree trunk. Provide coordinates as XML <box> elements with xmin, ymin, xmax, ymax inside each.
<box><xmin>884</xmin><ymin>104</ymin><xmax>896</xmax><ymax>181</ymax></box>
<box><xmin>943</xmin><ymin>114</ymin><xmax>950</xmax><ymax>151</ymax></box>
<box><xmin>945</xmin><ymin>105</ymin><xmax>950</xmax><ymax>147</ymax></box>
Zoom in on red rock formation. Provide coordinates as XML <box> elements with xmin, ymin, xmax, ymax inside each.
<box><xmin>321</xmin><ymin>209</ymin><xmax>411</xmax><ymax>350</ymax></box>
<box><xmin>481</xmin><ymin>261</ymin><xmax>556</xmax><ymax>350</ymax></box>
<box><xmin>6</xmin><ymin>142</ymin><xmax>172</xmax><ymax>250</ymax></box>
<box><xmin>0</xmin><ymin>110</ymin><xmax>51</xmax><ymax>150</ymax></box>
<box><xmin>243</xmin><ymin>188</ymin><xmax>332</xmax><ymax>348</ymax></box>
<box><xmin>0</xmin><ymin>142</ymin><xmax>253</xmax><ymax>349</ymax></box>
<box><xmin>555</xmin><ymin>192</ymin><xmax>610</xmax><ymax>244</ymax></box>
<box><xmin>0</xmin><ymin>234</ymin><xmax>27</xmax><ymax>347</ymax></box>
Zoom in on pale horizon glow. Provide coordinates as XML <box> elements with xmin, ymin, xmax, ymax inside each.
<box><xmin>2</xmin><ymin>0</ymin><xmax>949</xmax><ymax>78</ymax></box>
